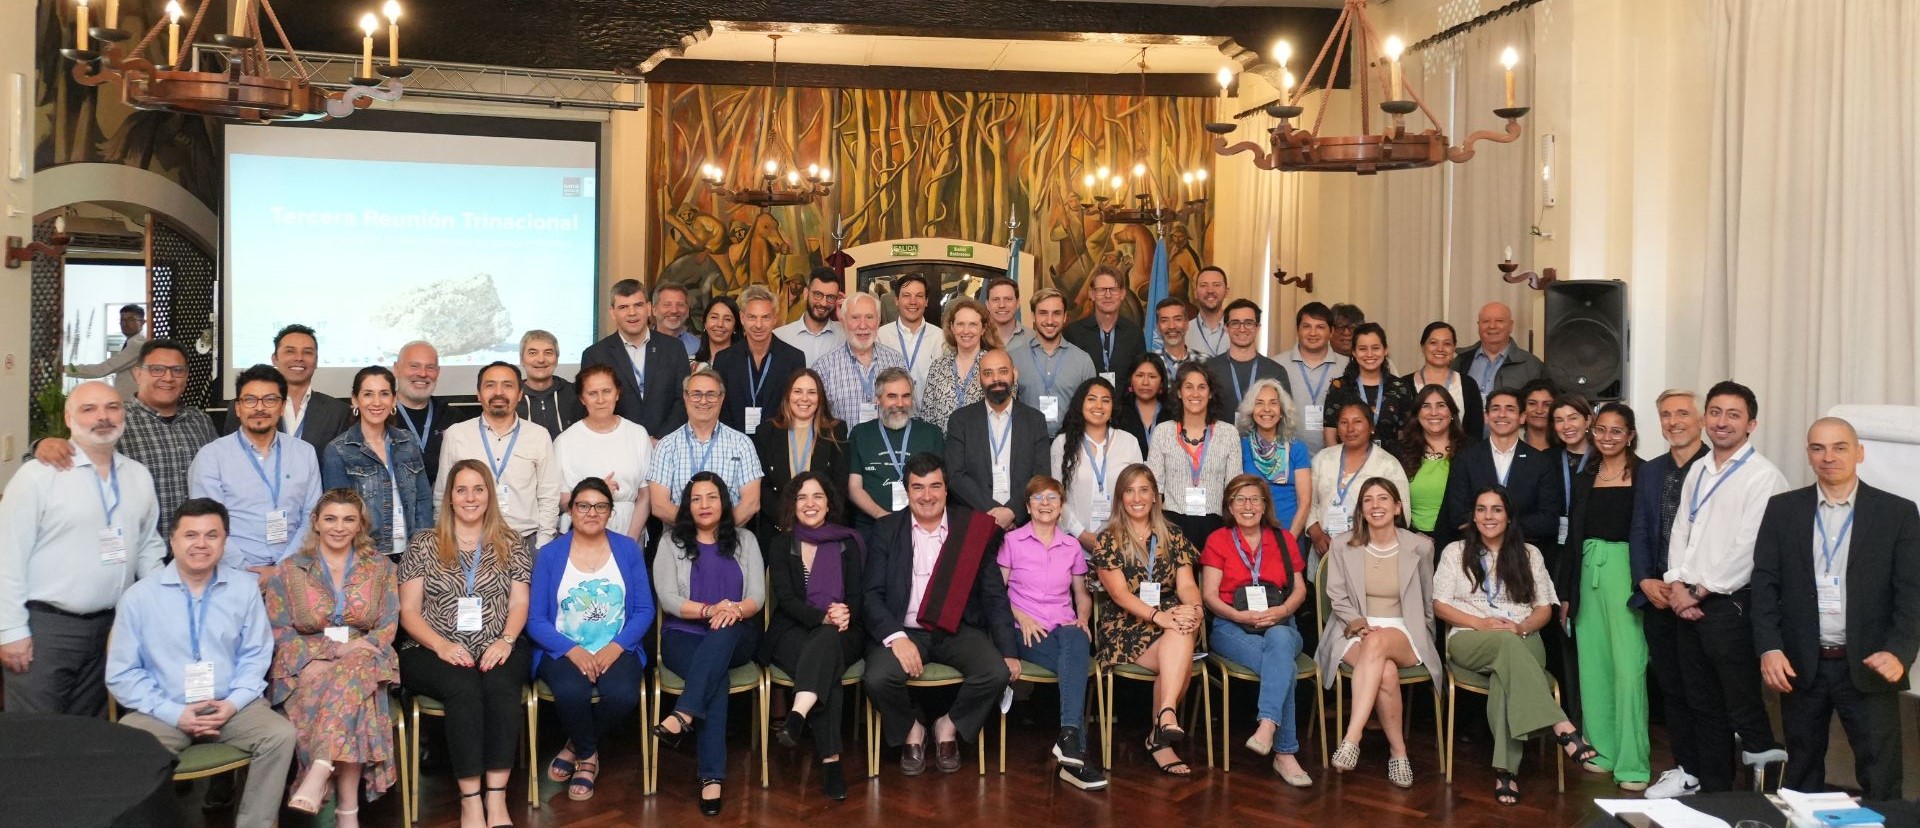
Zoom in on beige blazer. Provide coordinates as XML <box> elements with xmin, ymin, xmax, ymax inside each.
<box><xmin>1313</xmin><ymin>528</ymin><xmax>1443</xmax><ymax>687</ymax></box>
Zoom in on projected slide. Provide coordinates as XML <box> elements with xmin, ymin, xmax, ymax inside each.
<box><xmin>225</xmin><ymin>125</ymin><xmax>597</xmax><ymax>395</ymax></box>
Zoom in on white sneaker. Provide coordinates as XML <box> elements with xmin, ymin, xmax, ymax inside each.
<box><xmin>1644</xmin><ymin>767</ymin><xmax>1699</xmax><ymax>799</ymax></box>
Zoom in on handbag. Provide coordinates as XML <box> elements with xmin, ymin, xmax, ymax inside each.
<box><xmin>1231</xmin><ymin>580</ymin><xmax>1291</xmax><ymax>634</ymax></box>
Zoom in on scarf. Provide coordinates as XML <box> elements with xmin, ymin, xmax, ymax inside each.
<box><xmin>794</xmin><ymin>523</ymin><xmax>863</xmax><ymax>611</ymax></box>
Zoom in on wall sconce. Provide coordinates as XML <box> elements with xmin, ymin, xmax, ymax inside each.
<box><xmin>5</xmin><ymin>216</ymin><xmax>72</xmax><ymax>269</ymax></box>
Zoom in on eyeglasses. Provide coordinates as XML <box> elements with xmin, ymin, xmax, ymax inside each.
<box><xmin>685</xmin><ymin>390</ymin><xmax>723</xmax><ymax>402</ymax></box>
<box><xmin>1092</xmin><ymin>286</ymin><xmax>1122</xmax><ymax>296</ymax></box>
<box><xmin>1226</xmin><ymin>319</ymin><xmax>1259</xmax><ymax>329</ymax></box>
<box><xmin>810</xmin><ymin>290</ymin><xmax>842</xmax><ymax>303</ymax></box>
<box><xmin>573</xmin><ymin>502</ymin><xmax>613</xmax><ymax>516</ymax></box>
<box><xmin>238</xmin><ymin>395</ymin><xmax>285</xmax><ymax>408</ymax></box>
<box><xmin>1230</xmin><ymin>494</ymin><xmax>1265</xmax><ymax>507</ymax></box>
<box><xmin>1591</xmin><ymin>426</ymin><xmax>1631</xmax><ymax>438</ymax></box>
<box><xmin>143</xmin><ymin>365</ymin><xmax>189</xmax><ymax>377</ymax></box>
<box><xmin>1029</xmin><ymin>492</ymin><xmax>1062</xmax><ymax>504</ymax></box>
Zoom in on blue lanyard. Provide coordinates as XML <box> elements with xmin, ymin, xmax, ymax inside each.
<box><xmin>1359</xmin><ymin>381</ymin><xmax>1385</xmax><ymax>425</ymax></box>
<box><xmin>1477</xmin><ymin>552</ymin><xmax>1502</xmax><ymax>607</ymax></box>
<box><xmin>460</xmin><ymin>547</ymin><xmax>482</xmax><ymax>596</ymax></box>
<box><xmin>878</xmin><ymin>420</ymin><xmax>914</xmax><ymax>480</ymax></box>
<box><xmin>400</xmin><ymin>404</ymin><xmax>434</xmax><ymax>446</ymax></box>
<box><xmin>746</xmin><ymin>349</ymin><xmax>772</xmax><ymax>404</ymax></box>
<box><xmin>684</xmin><ymin>427</ymin><xmax>718</xmax><ymax>476</ymax></box>
<box><xmin>93</xmin><ymin>457</ymin><xmax>122</xmax><ymax>525</ymax></box>
<box><xmin>846</xmin><ymin>344</ymin><xmax>882</xmax><ymax>400</ymax></box>
<box><xmin>989</xmin><ymin>410</ymin><xmax>1013</xmax><ymax>466</ymax></box>
<box><xmin>1335</xmin><ymin>445</ymin><xmax>1373</xmax><ymax>507</ymax></box>
<box><xmin>1561</xmin><ymin>450</ymin><xmax>1592</xmax><ymax>507</ymax></box>
<box><xmin>1817</xmin><ymin>505</ymin><xmax>1856</xmax><ymax>576</ymax></box>
<box><xmin>478</xmin><ymin>420</ymin><xmax>521</xmax><ymax>486</ymax></box>
<box><xmin>1295</xmin><ymin>360</ymin><xmax>1334</xmax><ymax>405</ymax></box>
<box><xmin>1031</xmin><ymin>340</ymin><xmax>1064</xmax><ymax>397</ymax></box>
<box><xmin>959</xmin><ymin>351</ymin><xmax>982</xmax><ymax>391</ymax></box>
<box><xmin>629</xmin><ymin>339</ymin><xmax>648</xmax><ymax>401</ymax></box>
<box><xmin>896</xmin><ymin>323</ymin><xmax>927</xmax><ymax>373</ymax></box>
<box><xmin>239</xmin><ymin>432</ymin><xmax>283</xmax><ymax>505</ymax></box>
<box><xmin>788</xmin><ymin>425</ymin><xmax>815</xmax><ymax>473</ymax></box>
<box><xmin>1083</xmin><ymin>437</ymin><xmax>1111</xmax><ymax>494</ymax></box>
<box><xmin>1231</xmin><ymin>360</ymin><xmax>1255</xmax><ymax>404</ymax></box>
<box><xmin>1144</xmin><ymin>534</ymin><xmax>1160</xmax><ymax>582</ymax></box>
<box><xmin>1232</xmin><ymin>529</ymin><xmax>1265</xmax><ymax>580</ymax></box>
<box><xmin>1687</xmin><ymin>446</ymin><xmax>1754</xmax><ymax>523</ymax></box>
<box><xmin>1185</xmin><ymin>423</ymin><xmax>1214</xmax><ymax>486</ymax></box>
<box><xmin>282</xmin><ymin>404</ymin><xmax>307</xmax><ymax>439</ymax></box>
<box><xmin>316</xmin><ymin>552</ymin><xmax>357</xmax><ymax>626</ymax></box>
<box><xmin>1197</xmin><ymin>321</ymin><xmax>1226</xmax><ymax>355</ymax></box>
<box><xmin>1099</xmin><ymin>327</ymin><xmax>1116</xmax><ymax>370</ymax></box>
<box><xmin>383</xmin><ymin>435</ymin><xmax>399</xmax><ymax>487</ymax></box>
<box><xmin>183</xmin><ymin>582</ymin><xmax>214</xmax><ymax>661</ymax></box>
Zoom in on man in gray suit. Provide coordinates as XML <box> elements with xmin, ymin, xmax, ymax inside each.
<box><xmin>942</xmin><ymin>348</ymin><xmax>1052</xmax><ymax>529</ymax></box>
<box><xmin>1452</xmin><ymin>301</ymin><xmax>1547</xmax><ymax>411</ymax></box>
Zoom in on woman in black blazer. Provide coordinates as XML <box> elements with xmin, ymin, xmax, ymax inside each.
<box><xmin>752</xmin><ymin>369</ymin><xmax>851</xmax><ymax>546</ymax></box>
<box><xmin>757</xmin><ymin>472</ymin><xmax>865</xmax><ymax>800</ymax></box>
<box><xmin>1404</xmin><ymin>321</ymin><xmax>1485</xmax><ymax>438</ymax></box>
<box><xmin>1114</xmin><ymin>352</ymin><xmax>1177</xmax><ymax>449</ymax></box>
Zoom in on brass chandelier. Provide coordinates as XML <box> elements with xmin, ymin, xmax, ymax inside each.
<box><xmin>699</xmin><ymin>34</ymin><xmax>833</xmax><ymax>209</ymax></box>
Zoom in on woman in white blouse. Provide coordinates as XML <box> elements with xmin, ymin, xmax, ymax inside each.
<box><xmin>1432</xmin><ymin>486</ymin><xmax>1598</xmax><ymax>806</ymax></box>
<box><xmin>553</xmin><ymin>364</ymin><xmax>652</xmax><ymax>540</ymax></box>
<box><xmin>1051</xmin><ymin>376</ymin><xmax>1144</xmax><ymax>548</ymax></box>
<box><xmin>1306</xmin><ymin>400</ymin><xmax>1410</xmax><ymax>563</ymax></box>
<box><xmin>1145</xmin><ymin>363</ymin><xmax>1242</xmax><ymax>547</ymax></box>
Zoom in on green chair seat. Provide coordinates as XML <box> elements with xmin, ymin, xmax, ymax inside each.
<box><xmin>175</xmin><ymin>743</ymin><xmax>251</xmax><ymax>776</ymax></box>
<box><xmin>532</xmin><ymin>678</ymin><xmax>600</xmax><ymax>702</ymax></box>
<box><xmin>1341</xmin><ymin>661</ymin><xmax>1435</xmax><ymax>683</ymax></box>
<box><xmin>1447</xmin><ymin>663</ymin><xmax>1493</xmax><ymax>692</ymax></box>
<box><xmin>1205</xmin><ymin>652</ymin><xmax>1317</xmax><ymax>680</ymax></box>
<box><xmin>911</xmin><ymin>663</ymin><xmax>963</xmax><ymax>683</ymax></box>
<box><xmin>414</xmin><ymin>694</ymin><xmax>444</xmax><ymax>713</ymax></box>
<box><xmin>768</xmin><ymin>659</ymin><xmax>865</xmax><ymax>686</ymax></box>
<box><xmin>1017</xmin><ymin>661</ymin><xmax>1058</xmax><ymax>681</ymax></box>
<box><xmin>657</xmin><ymin>662</ymin><xmax>762</xmax><ymax>692</ymax></box>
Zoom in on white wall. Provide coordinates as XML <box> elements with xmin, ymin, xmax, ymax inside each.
<box><xmin>1</xmin><ymin>0</ymin><xmax>35</xmax><ymax>486</ymax></box>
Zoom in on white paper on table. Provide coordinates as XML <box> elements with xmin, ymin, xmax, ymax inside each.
<box><xmin>1593</xmin><ymin>799</ymin><xmax>1731</xmax><ymax>828</ymax></box>
<box><xmin>1776</xmin><ymin>788</ymin><xmax>1866</xmax><ymax>826</ymax></box>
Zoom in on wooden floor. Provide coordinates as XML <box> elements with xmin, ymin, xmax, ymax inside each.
<box><xmin>164</xmin><ymin>680</ymin><xmax>1671</xmax><ymax>828</ymax></box>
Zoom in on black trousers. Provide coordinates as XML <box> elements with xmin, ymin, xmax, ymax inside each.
<box><xmin>1780</xmin><ymin>655</ymin><xmax>1904</xmax><ymax>801</ymax></box>
<box><xmin>1674</xmin><ymin>590</ymin><xmax>1776</xmax><ymax>792</ymax></box>
<box><xmin>765</xmin><ymin>624</ymin><xmax>865</xmax><ymax>758</ymax></box>
<box><xmin>400</xmin><ymin>640</ymin><xmax>533</xmax><ymax>778</ymax></box>
<box><xmin>0</xmin><ymin>606</ymin><xmax>113</xmax><ymax>717</ymax></box>
<box><xmin>1642</xmin><ymin>605</ymin><xmax>1698</xmax><ymax>773</ymax></box>
<box><xmin>864</xmin><ymin>626</ymin><xmax>1009</xmax><ymax>747</ymax></box>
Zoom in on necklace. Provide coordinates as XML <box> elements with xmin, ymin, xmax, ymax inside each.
<box><xmin>1599</xmin><ymin>458</ymin><xmax>1631</xmax><ymax>482</ymax></box>
<box><xmin>1180</xmin><ymin>423</ymin><xmax>1208</xmax><ymax>446</ymax></box>
<box><xmin>1365</xmin><ymin>540</ymin><xmax>1400</xmax><ymax>557</ymax></box>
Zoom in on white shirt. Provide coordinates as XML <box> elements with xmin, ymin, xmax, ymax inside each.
<box><xmin>986</xmin><ymin>403</ymin><xmax>1015</xmax><ymax>480</ymax></box>
<box><xmin>1050</xmin><ymin>429</ymin><xmax>1145</xmax><ymax>538</ymax></box>
<box><xmin>280</xmin><ymin>387</ymin><xmax>313</xmax><ymax>437</ymax></box>
<box><xmin>883</xmin><ymin>319</ymin><xmax>941</xmax><ymax>388</ymax></box>
<box><xmin>1664</xmin><ymin>444</ymin><xmax>1789</xmax><ymax>595</ymax></box>
<box><xmin>554</xmin><ymin>418</ymin><xmax>653</xmax><ymax>540</ymax></box>
<box><xmin>1490</xmin><ymin>437</ymin><xmax>1520</xmax><ymax>484</ymax></box>
<box><xmin>774</xmin><ymin>318</ymin><xmax>846</xmax><ymax>366</ymax></box>
<box><xmin>1308</xmin><ymin>442</ymin><xmax>1411</xmax><ymax>532</ymax></box>
<box><xmin>899</xmin><ymin>516</ymin><xmax>948</xmax><ymax>636</ymax></box>
<box><xmin>1814</xmin><ymin>483</ymin><xmax>1857</xmax><ymax>646</ymax></box>
<box><xmin>0</xmin><ymin>451</ymin><xmax>165</xmax><ymax>643</ymax></box>
<box><xmin>436</xmin><ymin>416</ymin><xmax>564</xmax><ymax>546</ymax></box>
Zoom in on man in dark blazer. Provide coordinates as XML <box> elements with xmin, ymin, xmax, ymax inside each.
<box><xmin>711</xmin><ymin>284</ymin><xmax>806</xmax><ymax>435</ymax></box>
<box><xmin>1751</xmin><ymin>417</ymin><xmax>1920</xmax><ymax>802</ymax></box>
<box><xmin>223</xmin><ymin>324</ymin><xmax>351</xmax><ymax>455</ymax></box>
<box><xmin>579</xmin><ymin>278</ymin><xmax>689</xmax><ymax>436</ymax></box>
<box><xmin>1438</xmin><ymin>387</ymin><xmax>1563</xmax><ymax>552</ymax></box>
<box><xmin>1627</xmin><ymin>388</ymin><xmax>1708</xmax><ymax>798</ymax></box>
<box><xmin>863</xmin><ymin>452</ymin><xmax>1019</xmax><ymax>776</ymax></box>
<box><xmin>943</xmin><ymin>348</ymin><xmax>1053</xmax><ymax>528</ymax></box>
<box><xmin>1062</xmin><ymin>267</ymin><xmax>1147</xmax><ymax>379</ymax></box>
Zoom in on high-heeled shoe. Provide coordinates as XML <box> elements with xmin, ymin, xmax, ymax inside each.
<box><xmin>698</xmin><ymin>778</ymin><xmax>724</xmax><ymax>817</ymax></box>
<box><xmin>820</xmin><ymin>760</ymin><xmax>847</xmax><ymax>801</ymax></box>
<box><xmin>653</xmin><ymin>710</ymin><xmax>696</xmax><ymax>750</ymax></box>
<box><xmin>778</xmin><ymin>709</ymin><xmax>809</xmax><ymax>749</ymax></box>
<box><xmin>484</xmin><ymin>784</ymin><xmax>513</xmax><ymax>827</ymax></box>
<box><xmin>287</xmin><ymin>758</ymin><xmax>334</xmax><ymax>814</ymax></box>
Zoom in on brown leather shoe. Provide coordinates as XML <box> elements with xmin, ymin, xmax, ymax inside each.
<box><xmin>935</xmin><ymin>739</ymin><xmax>961</xmax><ymax>773</ymax></box>
<box><xmin>900</xmin><ymin>742</ymin><xmax>927</xmax><ymax>776</ymax></box>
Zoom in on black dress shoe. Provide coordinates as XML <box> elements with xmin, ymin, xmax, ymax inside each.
<box><xmin>778</xmin><ymin>710</ymin><xmax>808</xmax><ymax>749</ymax></box>
<box><xmin>935</xmin><ymin>739</ymin><xmax>961</xmax><ymax>773</ymax></box>
<box><xmin>699</xmin><ymin>779</ymin><xmax>723</xmax><ymax>817</ymax></box>
<box><xmin>821</xmin><ymin>760</ymin><xmax>847</xmax><ymax>800</ymax></box>
<box><xmin>900</xmin><ymin>742</ymin><xmax>927</xmax><ymax>776</ymax></box>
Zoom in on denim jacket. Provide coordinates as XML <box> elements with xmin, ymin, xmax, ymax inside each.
<box><xmin>320</xmin><ymin>424</ymin><xmax>435</xmax><ymax>555</ymax></box>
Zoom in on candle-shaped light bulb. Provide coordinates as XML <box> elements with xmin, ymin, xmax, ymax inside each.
<box><xmin>787</xmin><ymin>169</ymin><xmax>800</xmax><ymax>186</ymax></box>
<box><xmin>105</xmin><ymin>0</ymin><xmax>118</xmax><ymax>30</ymax></box>
<box><xmin>1272</xmin><ymin>40</ymin><xmax>1291</xmax><ymax>67</ymax></box>
<box><xmin>1181</xmin><ymin>171</ymin><xmax>1195</xmax><ymax>200</ymax></box>
<box><xmin>1216</xmin><ymin>68</ymin><xmax>1232</xmax><ymax>92</ymax></box>
<box><xmin>1383</xmin><ymin>36</ymin><xmax>1404</xmax><ymax>98</ymax></box>
<box><xmin>1282</xmin><ymin>70</ymin><xmax>1296</xmax><ymax>97</ymax></box>
<box><xmin>359</xmin><ymin>12</ymin><xmax>378</xmax><ymax>78</ymax></box>
<box><xmin>1501</xmin><ymin>47</ymin><xmax>1519</xmax><ymax>108</ymax></box>
<box><xmin>764</xmin><ymin>160</ymin><xmax>778</xmax><ymax>177</ymax></box>
<box><xmin>75</xmin><ymin>0</ymin><xmax>90</xmax><ymax>50</ymax></box>
<box><xmin>1082</xmin><ymin>174</ymin><xmax>1096</xmax><ymax>193</ymax></box>
<box><xmin>1109</xmin><ymin>175</ymin><xmax>1124</xmax><ymax>193</ymax></box>
<box><xmin>230</xmin><ymin>0</ymin><xmax>246</xmax><ymax>36</ymax></box>
<box><xmin>1131</xmin><ymin>163</ymin><xmax>1146</xmax><ymax>178</ymax></box>
<box><xmin>1194</xmin><ymin>169</ymin><xmax>1208</xmax><ymax>183</ymax></box>
<box><xmin>807</xmin><ymin>163</ymin><xmax>819</xmax><ymax>179</ymax></box>
<box><xmin>818</xmin><ymin>167</ymin><xmax>831</xmax><ymax>182</ymax></box>
<box><xmin>166</xmin><ymin>0</ymin><xmax>182</xmax><ymax>65</ymax></box>
<box><xmin>383</xmin><ymin>0</ymin><xmax>401</xmax><ymax>66</ymax></box>
<box><xmin>1504</xmin><ymin>244</ymin><xmax>1514</xmax><ymax>261</ymax></box>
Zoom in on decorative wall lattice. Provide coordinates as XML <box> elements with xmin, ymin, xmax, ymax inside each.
<box><xmin>27</xmin><ymin>217</ymin><xmax>64</xmax><ymax>407</ymax></box>
<box><xmin>147</xmin><ymin>217</ymin><xmax>219</xmax><ymax>409</ymax></box>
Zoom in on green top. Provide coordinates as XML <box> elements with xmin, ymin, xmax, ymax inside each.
<box><xmin>847</xmin><ymin>417</ymin><xmax>946</xmax><ymax>524</ymax></box>
<box><xmin>1409</xmin><ymin>455</ymin><xmax>1450</xmax><ymax>532</ymax></box>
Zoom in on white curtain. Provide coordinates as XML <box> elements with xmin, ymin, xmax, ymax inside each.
<box><xmin>1700</xmin><ymin>0</ymin><xmax>1920</xmax><ymax>477</ymax></box>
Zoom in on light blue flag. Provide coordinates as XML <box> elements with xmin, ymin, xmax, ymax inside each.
<box><xmin>1145</xmin><ymin>230</ymin><xmax>1170</xmax><ymax>351</ymax></box>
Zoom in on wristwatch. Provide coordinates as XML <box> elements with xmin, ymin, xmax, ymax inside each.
<box><xmin>497</xmin><ymin>634</ymin><xmax>517</xmax><ymax>646</ymax></box>
<box><xmin>1686</xmin><ymin>584</ymin><xmax>1705</xmax><ymax>599</ymax></box>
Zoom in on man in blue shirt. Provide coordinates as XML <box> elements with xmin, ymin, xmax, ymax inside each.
<box><xmin>189</xmin><ymin>364</ymin><xmax>323</xmax><ymax>576</ymax></box>
<box><xmin>107</xmin><ymin>498</ymin><xmax>293</xmax><ymax>828</ymax></box>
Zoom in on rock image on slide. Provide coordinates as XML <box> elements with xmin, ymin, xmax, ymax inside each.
<box><xmin>375</xmin><ymin>273</ymin><xmax>515</xmax><ymax>357</ymax></box>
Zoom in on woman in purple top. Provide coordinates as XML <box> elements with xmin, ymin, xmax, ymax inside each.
<box><xmin>650</xmin><ymin>471</ymin><xmax>765</xmax><ymax>817</ymax></box>
<box><xmin>998</xmin><ymin>476</ymin><xmax>1106</xmax><ymax>790</ymax></box>
<box><xmin>756</xmin><ymin>472</ymin><xmax>865</xmax><ymax>800</ymax></box>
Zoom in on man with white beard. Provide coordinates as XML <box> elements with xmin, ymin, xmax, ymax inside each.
<box><xmin>847</xmin><ymin>368</ymin><xmax>944</xmax><ymax>530</ymax></box>
<box><xmin>391</xmin><ymin>340</ymin><xmax>475</xmax><ymax>485</ymax></box>
<box><xmin>1</xmin><ymin>381</ymin><xmax>166</xmax><ymax>715</ymax></box>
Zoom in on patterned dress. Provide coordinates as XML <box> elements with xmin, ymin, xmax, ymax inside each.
<box><xmin>263</xmin><ymin>551</ymin><xmax>401</xmax><ymax>800</ymax></box>
<box><xmin>916</xmin><ymin>350</ymin><xmax>985</xmax><ymax>432</ymax></box>
<box><xmin>1089</xmin><ymin>528</ymin><xmax>1200</xmax><ymax>666</ymax></box>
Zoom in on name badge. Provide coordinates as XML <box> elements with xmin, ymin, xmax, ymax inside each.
<box><xmin>456</xmin><ymin>596</ymin><xmax>484</xmax><ymax>633</ymax></box>
<box><xmin>1139</xmin><ymin>581</ymin><xmax>1162</xmax><ymax>608</ymax></box>
<box><xmin>860</xmin><ymin>403</ymin><xmax>879</xmax><ymax>424</ymax></box>
<box><xmin>1099</xmin><ymin>372</ymin><xmax>1116</xmax><ymax>386</ymax></box>
<box><xmin>184</xmin><ymin>660</ymin><xmax>217</xmax><ymax>703</ymax></box>
<box><xmin>324</xmin><ymin>626</ymin><xmax>350</xmax><ymax>644</ymax></box>
<box><xmin>1039</xmin><ymin>395</ymin><xmax>1060</xmax><ymax>424</ymax></box>
<box><xmin>1557</xmin><ymin>516</ymin><xmax>1570</xmax><ymax>545</ymax></box>
<box><xmin>99</xmin><ymin>527</ymin><xmax>128</xmax><ymax>565</ymax></box>
<box><xmin>265</xmin><ymin>509</ymin><xmax>289</xmax><ymax>544</ymax></box>
<box><xmin>1244</xmin><ymin>585</ymin><xmax>1270</xmax><ymax>613</ymax></box>
<box><xmin>993</xmin><ymin>468</ymin><xmax>1012</xmax><ymax>504</ymax></box>
<box><xmin>890</xmin><ymin>481</ymin><xmax>909</xmax><ymax>512</ymax></box>
<box><xmin>496</xmin><ymin>482</ymin><xmax>512</xmax><ymax>503</ymax></box>
<box><xmin>1090</xmin><ymin>497</ymin><xmax>1112</xmax><ymax>526</ymax></box>
<box><xmin>1324</xmin><ymin>510</ymin><xmax>1353</xmax><ymax>536</ymax></box>
<box><xmin>744</xmin><ymin>406</ymin><xmax>763</xmax><ymax>435</ymax></box>
<box><xmin>1303</xmin><ymin>404</ymin><xmax>1325</xmax><ymax>431</ymax></box>
<box><xmin>1184</xmin><ymin>486</ymin><xmax>1208</xmax><ymax>515</ymax></box>
<box><xmin>1818</xmin><ymin>577</ymin><xmax>1844</xmax><ymax>615</ymax></box>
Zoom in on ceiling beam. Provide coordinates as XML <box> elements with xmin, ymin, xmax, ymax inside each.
<box><xmin>646</xmin><ymin>59</ymin><xmax>1228</xmax><ymax>96</ymax></box>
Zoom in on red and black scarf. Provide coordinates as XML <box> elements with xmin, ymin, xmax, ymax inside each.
<box><xmin>914</xmin><ymin>510</ymin><xmax>997</xmax><ymax>634</ymax></box>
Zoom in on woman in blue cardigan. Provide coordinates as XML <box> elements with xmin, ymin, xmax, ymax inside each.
<box><xmin>526</xmin><ymin>477</ymin><xmax>654</xmax><ymax>801</ymax></box>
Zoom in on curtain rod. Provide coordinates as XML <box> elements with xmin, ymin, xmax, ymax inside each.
<box><xmin>1407</xmin><ymin>0</ymin><xmax>1546</xmax><ymax>54</ymax></box>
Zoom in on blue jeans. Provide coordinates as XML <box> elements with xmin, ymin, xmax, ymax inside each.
<box><xmin>662</xmin><ymin>624</ymin><xmax>761</xmax><ymax>780</ymax></box>
<box><xmin>1017</xmin><ymin>625</ymin><xmax>1091</xmax><ymax>730</ymax></box>
<box><xmin>537</xmin><ymin>650</ymin><xmax>644</xmax><ymax>757</ymax></box>
<box><xmin>1209</xmin><ymin>617</ymin><xmax>1303</xmax><ymax>755</ymax></box>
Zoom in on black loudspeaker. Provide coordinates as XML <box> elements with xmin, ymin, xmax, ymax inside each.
<box><xmin>1544</xmin><ymin>280</ymin><xmax>1627</xmax><ymax>401</ymax></box>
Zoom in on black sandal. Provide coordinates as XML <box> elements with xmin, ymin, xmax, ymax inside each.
<box><xmin>1145</xmin><ymin>733</ymin><xmax>1192</xmax><ymax>777</ymax></box>
<box><xmin>1494</xmin><ymin>771</ymin><xmax>1519</xmax><ymax>805</ymax></box>
<box><xmin>1555</xmin><ymin>727</ymin><xmax>1600</xmax><ymax>764</ymax></box>
<box><xmin>1154</xmin><ymin>706</ymin><xmax>1187</xmax><ymax>746</ymax></box>
<box><xmin>653</xmin><ymin>710</ymin><xmax>696</xmax><ymax>749</ymax></box>
<box><xmin>483</xmin><ymin>784</ymin><xmax>512</xmax><ymax>827</ymax></box>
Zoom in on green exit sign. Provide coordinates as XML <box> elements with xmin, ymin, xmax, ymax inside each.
<box><xmin>890</xmin><ymin>243</ymin><xmax>919</xmax><ymax>257</ymax></box>
<box><xmin>946</xmin><ymin>244</ymin><xmax>974</xmax><ymax>258</ymax></box>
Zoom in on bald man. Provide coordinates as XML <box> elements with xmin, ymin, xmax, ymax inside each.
<box><xmin>1452</xmin><ymin>302</ymin><xmax>1547</xmax><ymax>421</ymax></box>
<box><xmin>2</xmin><ymin>382</ymin><xmax>166</xmax><ymax>715</ymax></box>
<box><xmin>391</xmin><ymin>340</ymin><xmax>475</xmax><ymax>484</ymax></box>
<box><xmin>943</xmin><ymin>348</ymin><xmax>1052</xmax><ymax>528</ymax></box>
<box><xmin>1750</xmin><ymin>417</ymin><xmax>1920</xmax><ymax>801</ymax></box>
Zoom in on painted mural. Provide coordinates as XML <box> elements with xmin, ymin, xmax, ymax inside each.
<box><xmin>648</xmin><ymin>82</ymin><xmax>1213</xmax><ymax>325</ymax></box>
